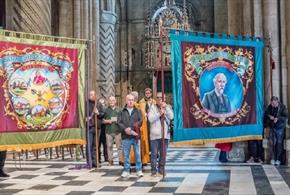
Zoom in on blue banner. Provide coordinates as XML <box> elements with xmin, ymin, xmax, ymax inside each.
<box><xmin>170</xmin><ymin>30</ymin><xmax>264</xmax><ymax>144</ymax></box>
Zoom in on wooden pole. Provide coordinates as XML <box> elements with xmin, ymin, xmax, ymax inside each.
<box><xmin>92</xmin><ymin>38</ymin><xmax>100</xmax><ymax>168</ymax></box>
<box><xmin>159</xmin><ymin>20</ymin><xmax>166</xmax><ymax>179</ymax></box>
<box><xmin>85</xmin><ymin>40</ymin><xmax>93</xmax><ymax>169</ymax></box>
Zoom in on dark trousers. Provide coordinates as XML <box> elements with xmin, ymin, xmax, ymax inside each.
<box><xmin>150</xmin><ymin>139</ymin><xmax>169</xmax><ymax>174</ymax></box>
<box><xmin>0</xmin><ymin>151</ymin><xmax>7</xmax><ymax>170</ymax></box>
<box><xmin>98</xmin><ymin>126</ymin><xmax>108</xmax><ymax>162</ymax></box>
<box><xmin>269</xmin><ymin>128</ymin><xmax>285</xmax><ymax>161</ymax></box>
<box><xmin>248</xmin><ymin>140</ymin><xmax>263</xmax><ymax>160</ymax></box>
<box><xmin>86</xmin><ymin>126</ymin><xmax>96</xmax><ymax>167</ymax></box>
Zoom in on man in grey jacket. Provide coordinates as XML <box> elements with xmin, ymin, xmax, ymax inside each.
<box><xmin>148</xmin><ymin>92</ymin><xmax>174</xmax><ymax>176</ymax></box>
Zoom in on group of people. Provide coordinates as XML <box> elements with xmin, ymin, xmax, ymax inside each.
<box><xmin>0</xmin><ymin>93</ymin><xmax>287</xmax><ymax>178</ymax></box>
<box><xmin>87</xmin><ymin>88</ymin><xmax>174</xmax><ymax>177</ymax></box>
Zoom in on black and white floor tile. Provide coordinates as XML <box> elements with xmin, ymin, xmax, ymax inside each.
<box><xmin>1</xmin><ymin>147</ymin><xmax>290</xmax><ymax>195</ymax></box>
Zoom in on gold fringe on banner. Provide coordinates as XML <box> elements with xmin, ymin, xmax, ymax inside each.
<box><xmin>173</xmin><ymin>135</ymin><xmax>263</xmax><ymax>147</ymax></box>
<box><xmin>0</xmin><ymin>29</ymin><xmax>89</xmax><ymax>45</ymax></box>
<box><xmin>0</xmin><ymin>139</ymin><xmax>86</xmax><ymax>152</ymax></box>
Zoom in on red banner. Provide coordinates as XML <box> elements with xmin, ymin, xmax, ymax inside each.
<box><xmin>0</xmin><ymin>41</ymin><xmax>79</xmax><ymax>132</ymax></box>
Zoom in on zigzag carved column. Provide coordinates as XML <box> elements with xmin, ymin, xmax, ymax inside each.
<box><xmin>12</xmin><ymin>0</ymin><xmax>51</xmax><ymax>34</ymax></box>
<box><xmin>99</xmin><ymin>11</ymin><xmax>117</xmax><ymax>99</ymax></box>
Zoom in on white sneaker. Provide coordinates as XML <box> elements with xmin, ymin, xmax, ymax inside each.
<box><xmin>275</xmin><ymin>160</ymin><xmax>281</xmax><ymax>165</ymax></box>
<box><xmin>121</xmin><ymin>171</ymin><xmax>130</xmax><ymax>178</ymax></box>
<box><xmin>270</xmin><ymin>159</ymin><xmax>275</xmax><ymax>165</ymax></box>
<box><xmin>136</xmin><ymin>171</ymin><xmax>144</xmax><ymax>177</ymax></box>
<box><xmin>246</xmin><ymin>157</ymin><xmax>255</xmax><ymax>163</ymax></box>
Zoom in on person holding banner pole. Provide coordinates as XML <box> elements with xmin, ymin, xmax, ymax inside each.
<box><xmin>86</xmin><ymin>90</ymin><xmax>99</xmax><ymax>168</ymax></box>
<box><xmin>148</xmin><ymin>92</ymin><xmax>173</xmax><ymax>177</ymax></box>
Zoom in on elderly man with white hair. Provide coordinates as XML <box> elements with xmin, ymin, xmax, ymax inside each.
<box><xmin>201</xmin><ymin>73</ymin><xmax>231</xmax><ymax>114</ymax></box>
<box><xmin>117</xmin><ymin>94</ymin><xmax>143</xmax><ymax>178</ymax></box>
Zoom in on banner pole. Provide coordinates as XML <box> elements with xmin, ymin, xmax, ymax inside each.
<box><xmin>159</xmin><ymin>21</ymin><xmax>166</xmax><ymax>179</ymax></box>
<box><xmin>85</xmin><ymin>40</ymin><xmax>93</xmax><ymax>169</ymax></box>
<box><xmin>92</xmin><ymin>35</ymin><xmax>100</xmax><ymax>169</ymax></box>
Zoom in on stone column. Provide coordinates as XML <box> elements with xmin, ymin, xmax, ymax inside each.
<box><xmin>227</xmin><ymin>0</ymin><xmax>242</xmax><ymax>35</ymax></box>
<box><xmin>11</xmin><ymin>0</ymin><xmax>52</xmax><ymax>34</ymax></box>
<box><xmin>253</xmin><ymin>0</ymin><xmax>263</xmax><ymax>37</ymax></box>
<box><xmin>214</xmin><ymin>0</ymin><xmax>228</xmax><ymax>33</ymax></box>
<box><xmin>280</xmin><ymin>0</ymin><xmax>288</xmax><ymax>106</ymax></box>
<box><xmin>58</xmin><ymin>0</ymin><xmax>73</xmax><ymax>37</ymax></box>
<box><xmin>73</xmin><ymin>0</ymin><xmax>81</xmax><ymax>38</ymax></box>
<box><xmin>92</xmin><ymin>0</ymin><xmax>100</xmax><ymax>92</ymax></box>
<box><xmin>263</xmin><ymin>0</ymin><xmax>280</xmax><ymax>99</ymax></box>
<box><xmin>284</xmin><ymin>0</ymin><xmax>290</xmax><ymax>165</ymax></box>
<box><xmin>242</xmin><ymin>0</ymin><xmax>253</xmax><ymax>36</ymax></box>
<box><xmin>99</xmin><ymin>11</ymin><xmax>117</xmax><ymax>99</ymax></box>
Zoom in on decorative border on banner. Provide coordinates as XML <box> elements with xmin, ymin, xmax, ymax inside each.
<box><xmin>170</xmin><ymin>29</ymin><xmax>264</xmax><ymax>143</ymax></box>
<box><xmin>0</xmin><ymin>139</ymin><xmax>86</xmax><ymax>152</ymax></box>
<box><xmin>173</xmin><ymin>135</ymin><xmax>263</xmax><ymax>146</ymax></box>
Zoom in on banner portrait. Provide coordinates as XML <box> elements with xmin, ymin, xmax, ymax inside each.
<box><xmin>0</xmin><ymin>31</ymin><xmax>86</xmax><ymax>151</ymax></box>
<box><xmin>170</xmin><ymin>30</ymin><xmax>264</xmax><ymax>144</ymax></box>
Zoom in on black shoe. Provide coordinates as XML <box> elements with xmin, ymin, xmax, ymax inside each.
<box><xmin>0</xmin><ymin>170</ymin><xmax>9</xmax><ymax>177</ymax></box>
<box><xmin>119</xmin><ymin>162</ymin><xmax>124</xmax><ymax>166</ymax></box>
<box><xmin>219</xmin><ymin>151</ymin><xmax>228</xmax><ymax>163</ymax></box>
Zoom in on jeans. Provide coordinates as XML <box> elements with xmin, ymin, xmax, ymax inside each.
<box><xmin>0</xmin><ymin>151</ymin><xmax>7</xmax><ymax>170</ymax></box>
<box><xmin>150</xmin><ymin>139</ymin><xmax>169</xmax><ymax>174</ymax></box>
<box><xmin>86</xmin><ymin>127</ymin><xmax>96</xmax><ymax>167</ymax></box>
<box><xmin>269</xmin><ymin>128</ymin><xmax>285</xmax><ymax>161</ymax></box>
<box><xmin>122</xmin><ymin>138</ymin><xmax>142</xmax><ymax>172</ymax></box>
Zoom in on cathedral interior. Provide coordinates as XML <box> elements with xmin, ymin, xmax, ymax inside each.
<box><xmin>2</xmin><ymin>1</ymin><xmax>290</xmax><ymax>194</ymax></box>
<box><xmin>2</xmin><ymin>0</ymin><xmax>288</xmax><ymax>108</ymax></box>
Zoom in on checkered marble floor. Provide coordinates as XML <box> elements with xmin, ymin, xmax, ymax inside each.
<box><xmin>1</xmin><ymin>147</ymin><xmax>290</xmax><ymax>195</ymax></box>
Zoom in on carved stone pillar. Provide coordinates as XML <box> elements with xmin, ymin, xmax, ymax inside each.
<box><xmin>58</xmin><ymin>0</ymin><xmax>73</xmax><ymax>37</ymax></box>
<box><xmin>242</xmin><ymin>0</ymin><xmax>253</xmax><ymax>36</ymax></box>
<box><xmin>227</xmin><ymin>0</ymin><xmax>242</xmax><ymax>35</ymax></box>
<box><xmin>284</xmin><ymin>0</ymin><xmax>290</xmax><ymax>165</ymax></box>
<box><xmin>99</xmin><ymin>11</ymin><xmax>117</xmax><ymax>99</ymax></box>
<box><xmin>214</xmin><ymin>0</ymin><xmax>228</xmax><ymax>33</ymax></box>
<box><xmin>73</xmin><ymin>0</ymin><xmax>81</xmax><ymax>38</ymax></box>
<box><xmin>263</xmin><ymin>0</ymin><xmax>280</xmax><ymax>99</ymax></box>
<box><xmin>11</xmin><ymin>0</ymin><xmax>52</xmax><ymax>34</ymax></box>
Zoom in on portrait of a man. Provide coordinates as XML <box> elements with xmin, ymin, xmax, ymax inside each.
<box><xmin>201</xmin><ymin>73</ymin><xmax>231</xmax><ymax>114</ymax></box>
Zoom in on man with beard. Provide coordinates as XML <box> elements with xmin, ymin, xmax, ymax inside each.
<box><xmin>138</xmin><ymin>88</ymin><xmax>156</xmax><ymax>165</ymax></box>
<box><xmin>202</xmin><ymin>73</ymin><xmax>231</xmax><ymax>114</ymax></box>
